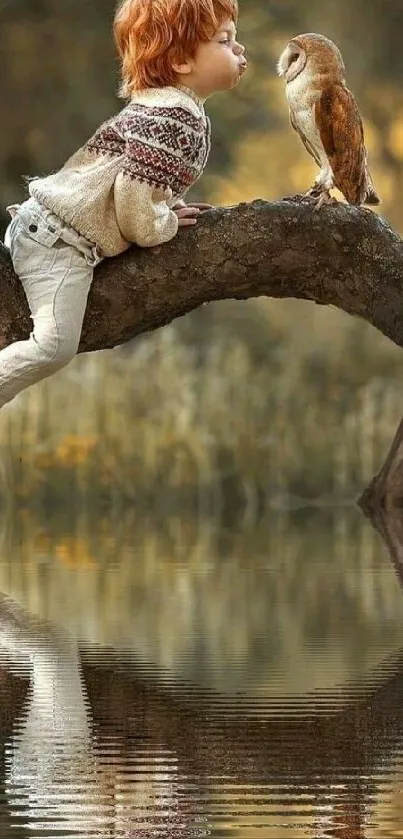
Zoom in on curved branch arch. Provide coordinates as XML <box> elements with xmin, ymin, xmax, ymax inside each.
<box><xmin>1</xmin><ymin>198</ymin><xmax>403</xmax><ymax>508</ymax></box>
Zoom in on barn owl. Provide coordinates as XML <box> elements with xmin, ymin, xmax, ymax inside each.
<box><xmin>277</xmin><ymin>33</ymin><xmax>379</xmax><ymax>207</ymax></box>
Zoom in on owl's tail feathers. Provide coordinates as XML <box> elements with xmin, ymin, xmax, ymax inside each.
<box><xmin>363</xmin><ymin>170</ymin><xmax>380</xmax><ymax>205</ymax></box>
<box><xmin>364</xmin><ymin>186</ymin><xmax>380</xmax><ymax>205</ymax></box>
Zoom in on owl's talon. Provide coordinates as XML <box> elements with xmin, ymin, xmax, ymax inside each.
<box><xmin>305</xmin><ymin>185</ymin><xmax>322</xmax><ymax>199</ymax></box>
<box><xmin>312</xmin><ymin>191</ymin><xmax>338</xmax><ymax>211</ymax></box>
<box><xmin>284</xmin><ymin>193</ymin><xmax>323</xmax><ymax>205</ymax></box>
<box><xmin>282</xmin><ymin>193</ymin><xmax>306</xmax><ymax>203</ymax></box>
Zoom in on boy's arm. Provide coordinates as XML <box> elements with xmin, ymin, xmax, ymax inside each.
<box><xmin>114</xmin><ymin>104</ymin><xmax>211</xmax><ymax>246</ymax></box>
<box><xmin>114</xmin><ymin>179</ymin><xmax>207</xmax><ymax>246</ymax></box>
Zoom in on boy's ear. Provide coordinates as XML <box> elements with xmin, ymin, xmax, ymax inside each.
<box><xmin>171</xmin><ymin>59</ymin><xmax>193</xmax><ymax>76</ymax></box>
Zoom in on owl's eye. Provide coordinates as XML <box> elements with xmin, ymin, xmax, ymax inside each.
<box><xmin>289</xmin><ymin>53</ymin><xmax>299</xmax><ymax>64</ymax></box>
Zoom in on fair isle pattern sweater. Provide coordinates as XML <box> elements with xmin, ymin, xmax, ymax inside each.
<box><xmin>28</xmin><ymin>86</ymin><xmax>211</xmax><ymax>257</ymax></box>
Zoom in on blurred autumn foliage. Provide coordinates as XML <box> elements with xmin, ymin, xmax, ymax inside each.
<box><xmin>2</xmin><ymin>0</ymin><xmax>403</xmax><ymax>503</ymax></box>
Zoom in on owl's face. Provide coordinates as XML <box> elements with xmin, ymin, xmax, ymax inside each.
<box><xmin>277</xmin><ymin>34</ymin><xmax>345</xmax><ymax>84</ymax></box>
<box><xmin>277</xmin><ymin>42</ymin><xmax>307</xmax><ymax>83</ymax></box>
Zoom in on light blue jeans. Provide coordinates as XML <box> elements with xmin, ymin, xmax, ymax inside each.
<box><xmin>1</xmin><ymin>198</ymin><xmax>104</xmax><ymax>409</ymax></box>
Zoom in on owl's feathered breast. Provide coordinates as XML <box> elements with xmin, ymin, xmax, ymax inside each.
<box><xmin>286</xmin><ymin>72</ymin><xmax>327</xmax><ymax>167</ymax></box>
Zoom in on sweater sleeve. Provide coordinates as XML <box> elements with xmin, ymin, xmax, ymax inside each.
<box><xmin>113</xmin><ymin>103</ymin><xmax>209</xmax><ymax>247</ymax></box>
<box><xmin>114</xmin><ymin>174</ymin><xmax>178</xmax><ymax>248</ymax></box>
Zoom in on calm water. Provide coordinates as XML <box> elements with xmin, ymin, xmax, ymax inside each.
<box><xmin>0</xmin><ymin>505</ymin><xmax>402</xmax><ymax>836</ymax></box>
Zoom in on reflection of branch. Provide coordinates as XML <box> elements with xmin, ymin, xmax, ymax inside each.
<box><xmin>82</xmin><ymin>642</ymin><xmax>403</xmax><ymax>839</ymax></box>
<box><xmin>3</xmin><ymin>530</ymin><xmax>403</xmax><ymax>839</ymax></box>
<box><xmin>84</xmin><ymin>500</ymin><xmax>403</xmax><ymax>837</ymax></box>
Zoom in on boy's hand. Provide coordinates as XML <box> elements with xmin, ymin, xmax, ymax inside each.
<box><xmin>173</xmin><ymin>201</ymin><xmax>213</xmax><ymax>227</ymax></box>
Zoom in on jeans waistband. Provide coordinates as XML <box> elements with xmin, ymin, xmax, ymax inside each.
<box><xmin>6</xmin><ymin>198</ymin><xmax>104</xmax><ymax>266</ymax></box>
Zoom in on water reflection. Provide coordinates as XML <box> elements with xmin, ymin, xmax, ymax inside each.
<box><xmin>0</xmin><ymin>507</ymin><xmax>403</xmax><ymax>835</ymax></box>
<box><xmin>1</xmin><ymin>600</ymin><xmax>100</xmax><ymax>836</ymax></box>
<box><xmin>2</xmin><ymin>509</ymin><xmax>403</xmax><ymax>697</ymax></box>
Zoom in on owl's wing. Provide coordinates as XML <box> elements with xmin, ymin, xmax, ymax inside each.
<box><xmin>289</xmin><ymin>109</ymin><xmax>321</xmax><ymax>167</ymax></box>
<box><xmin>315</xmin><ymin>84</ymin><xmax>366</xmax><ymax>203</ymax></box>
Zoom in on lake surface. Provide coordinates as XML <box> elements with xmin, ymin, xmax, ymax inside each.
<box><xmin>0</xmin><ymin>504</ymin><xmax>403</xmax><ymax>836</ymax></box>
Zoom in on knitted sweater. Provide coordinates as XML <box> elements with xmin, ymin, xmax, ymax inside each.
<box><xmin>28</xmin><ymin>85</ymin><xmax>211</xmax><ymax>257</ymax></box>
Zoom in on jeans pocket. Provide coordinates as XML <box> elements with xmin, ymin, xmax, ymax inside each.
<box><xmin>19</xmin><ymin>212</ymin><xmax>61</xmax><ymax>248</ymax></box>
<box><xmin>10</xmin><ymin>221</ymin><xmax>60</xmax><ymax>277</ymax></box>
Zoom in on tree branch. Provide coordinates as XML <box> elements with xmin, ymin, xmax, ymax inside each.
<box><xmin>2</xmin><ymin>198</ymin><xmax>403</xmax><ymax>352</ymax></box>
<box><xmin>2</xmin><ymin>197</ymin><xmax>403</xmax><ymax>508</ymax></box>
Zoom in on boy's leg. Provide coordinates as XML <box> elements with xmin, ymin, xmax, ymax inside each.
<box><xmin>0</xmin><ymin>240</ymin><xmax>94</xmax><ymax>409</ymax></box>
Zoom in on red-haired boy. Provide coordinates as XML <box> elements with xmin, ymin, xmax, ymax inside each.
<box><xmin>1</xmin><ymin>0</ymin><xmax>247</xmax><ymax>409</ymax></box>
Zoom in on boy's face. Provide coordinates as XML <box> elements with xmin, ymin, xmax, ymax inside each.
<box><xmin>176</xmin><ymin>19</ymin><xmax>247</xmax><ymax>98</ymax></box>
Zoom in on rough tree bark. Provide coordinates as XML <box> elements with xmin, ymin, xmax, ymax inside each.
<box><xmin>2</xmin><ymin>197</ymin><xmax>403</xmax><ymax>509</ymax></box>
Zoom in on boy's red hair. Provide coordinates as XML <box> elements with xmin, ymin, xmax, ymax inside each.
<box><xmin>114</xmin><ymin>0</ymin><xmax>239</xmax><ymax>97</ymax></box>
